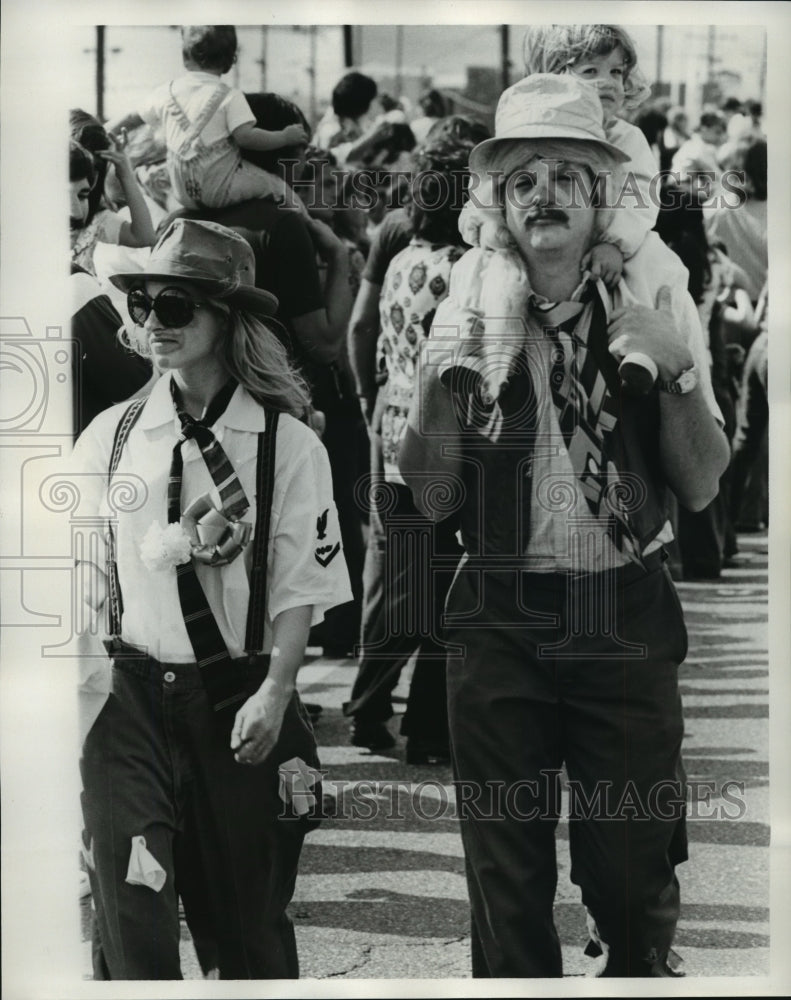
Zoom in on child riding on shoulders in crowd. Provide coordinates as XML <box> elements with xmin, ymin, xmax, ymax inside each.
<box><xmin>462</xmin><ymin>24</ymin><xmax>657</xmax><ymax>287</ymax></box>
<box><xmin>106</xmin><ymin>25</ymin><xmax>308</xmax><ymax>214</ymax></box>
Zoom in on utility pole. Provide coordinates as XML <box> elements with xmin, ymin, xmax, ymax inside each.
<box><xmin>758</xmin><ymin>30</ymin><xmax>767</xmax><ymax>105</ymax></box>
<box><xmin>707</xmin><ymin>25</ymin><xmax>716</xmax><ymax>80</ymax></box>
<box><xmin>259</xmin><ymin>25</ymin><xmax>268</xmax><ymax>91</ymax></box>
<box><xmin>500</xmin><ymin>25</ymin><xmax>510</xmax><ymax>92</ymax></box>
<box><xmin>96</xmin><ymin>26</ymin><xmax>105</xmax><ymax>120</ymax></box>
<box><xmin>343</xmin><ymin>25</ymin><xmax>354</xmax><ymax>68</ymax></box>
<box><xmin>395</xmin><ymin>25</ymin><xmax>404</xmax><ymax>98</ymax></box>
<box><xmin>308</xmin><ymin>25</ymin><xmax>317</xmax><ymax>125</ymax></box>
<box><xmin>656</xmin><ymin>25</ymin><xmax>664</xmax><ymax>88</ymax></box>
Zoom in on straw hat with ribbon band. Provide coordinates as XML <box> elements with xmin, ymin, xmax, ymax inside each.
<box><xmin>469</xmin><ymin>73</ymin><xmax>631</xmax><ymax>174</ymax></box>
<box><xmin>110</xmin><ymin>218</ymin><xmax>279</xmax><ymax>320</ymax></box>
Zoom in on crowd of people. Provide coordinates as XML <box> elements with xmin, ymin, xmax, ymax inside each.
<box><xmin>68</xmin><ymin>22</ymin><xmax>769</xmax><ymax>981</ymax></box>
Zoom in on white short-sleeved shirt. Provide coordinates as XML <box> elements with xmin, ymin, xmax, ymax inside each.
<box><xmin>139</xmin><ymin>71</ymin><xmax>255</xmax><ymax>147</ymax></box>
<box><xmin>70</xmin><ymin>375</ymin><xmax>353</xmax><ymax>662</ymax></box>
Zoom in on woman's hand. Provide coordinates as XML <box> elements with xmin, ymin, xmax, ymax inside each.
<box><xmin>231</xmin><ymin>676</ymin><xmax>293</xmax><ymax>766</ymax></box>
<box><xmin>229</xmin><ymin>604</ymin><xmax>313</xmax><ymax>766</ymax></box>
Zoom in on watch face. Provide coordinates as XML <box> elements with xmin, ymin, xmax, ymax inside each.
<box><xmin>660</xmin><ymin>367</ymin><xmax>698</xmax><ymax>394</ymax></box>
<box><xmin>676</xmin><ymin>369</ymin><xmax>698</xmax><ymax>393</ymax></box>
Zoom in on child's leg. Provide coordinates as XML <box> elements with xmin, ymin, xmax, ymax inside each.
<box><xmin>223</xmin><ymin>161</ymin><xmax>307</xmax><ymax>214</ymax></box>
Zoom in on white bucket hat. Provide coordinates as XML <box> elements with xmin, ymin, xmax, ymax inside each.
<box><xmin>470</xmin><ymin>73</ymin><xmax>631</xmax><ymax>172</ymax></box>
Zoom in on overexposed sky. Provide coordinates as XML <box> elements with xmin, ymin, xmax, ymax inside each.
<box><xmin>67</xmin><ymin>23</ymin><xmax>766</xmax><ymax>126</ymax></box>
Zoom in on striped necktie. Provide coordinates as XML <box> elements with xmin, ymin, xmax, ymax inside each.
<box><xmin>167</xmin><ymin>377</ymin><xmax>245</xmax><ymax>669</ymax></box>
<box><xmin>538</xmin><ymin>291</ymin><xmax>642</xmax><ymax>564</ymax></box>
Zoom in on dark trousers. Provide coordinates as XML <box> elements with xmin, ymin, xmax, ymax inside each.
<box><xmin>345</xmin><ymin>470</ymin><xmax>462</xmax><ymax>741</ymax></box>
<box><xmin>80</xmin><ymin>652</ymin><xmax>318</xmax><ymax>980</ymax></box>
<box><xmin>676</xmin><ymin>381</ymin><xmax>738</xmax><ymax>577</ymax></box>
<box><xmin>730</xmin><ymin>330</ymin><xmax>769</xmax><ymax>529</ymax></box>
<box><xmin>446</xmin><ymin>553</ymin><xmax>689</xmax><ymax>977</ymax></box>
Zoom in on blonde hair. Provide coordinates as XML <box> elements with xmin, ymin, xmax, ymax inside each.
<box><xmin>522</xmin><ymin>25</ymin><xmax>651</xmax><ymax>111</ymax></box>
<box><xmin>221</xmin><ymin>309</ymin><xmax>311</xmax><ymax>418</ymax></box>
<box><xmin>119</xmin><ymin>299</ymin><xmax>311</xmax><ymax>419</ymax></box>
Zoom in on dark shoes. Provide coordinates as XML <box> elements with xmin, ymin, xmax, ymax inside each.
<box><xmin>349</xmin><ymin>719</ymin><xmax>396</xmax><ymax>751</ymax></box>
<box><xmin>304</xmin><ymin>702</ymin><xmax>323</xmax><ymax>722</ymax></box>
<box><xmin>349</xmin><ymin>718</ymin><xmax>450</xmax><ymax>764</ymax></box>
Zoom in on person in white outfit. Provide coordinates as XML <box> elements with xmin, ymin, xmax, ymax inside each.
<box><xmin>107</xmin><ymin>26</ymin><xmax>308</xmax><ymax>212</ymax></box>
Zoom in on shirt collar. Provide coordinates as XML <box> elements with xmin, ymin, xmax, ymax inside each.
<box><xmin>138</xmin><ymin>374</ymin><xmax>266</xmax><ymax>433</ymax></box>
<box><xmin>527</xmin><ymin>273</ymin><xmax>612</xmax><ymax>325</ymax></box>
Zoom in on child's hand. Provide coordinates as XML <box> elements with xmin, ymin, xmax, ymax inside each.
<box><xmin>282</xmin><ymin>123</ymin><xmax>309</xmax><ymax>146</ymax></box>
<box><xmin>583</xmin><ymin>242</ymin><xmax>624</xmax><ymax>287</ymax></box>
<box><xmin>458</xmin><ymin>201</ymin><xmax>484</xmax><ymax>246</ymax></box>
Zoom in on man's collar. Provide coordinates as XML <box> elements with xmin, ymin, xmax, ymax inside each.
<box><xmin>138</xmin><ymin>375</ymin><xmax>266</xmax><ymax>433</ymax></box>
<box><xmin>527</xmin><ymin>272</ymin><xmax>612</xmax><ymax>317</ymax></box>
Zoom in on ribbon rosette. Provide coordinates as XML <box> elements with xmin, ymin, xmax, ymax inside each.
<box><xmin>180</xmin><ymin>492</ymin><xmax>251</xmax><ymax>567</ymax></box>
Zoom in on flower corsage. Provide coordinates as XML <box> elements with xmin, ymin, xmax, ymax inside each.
<box><xmin>139</xmin><ymin>493</ymin><xmax>251</xmax><ymax>571</ymax></box>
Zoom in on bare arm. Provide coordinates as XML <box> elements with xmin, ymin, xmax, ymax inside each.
<box><xmin>608</xmin><ymin>285</ymin><xmax>730</xmax><ymax>511</ymax></box>
<box><xmin>76</xmin><ymin>560</ymin><xmax>108</xmax><ymax>612</ymax></box>
<box><xmin>655</xmin><ymin>391</ymin><xmax>730</xmax><ymax>510</ymax></box>
<box><xmin>290</xmin><ymin>219</ymin><xmax>352</xmax><ymax>365</ymax></box>
<box><xmin>230</xmin><ymin>604</ymin><xmax>313</xmax><ymax>765</ymax></box>
<box><xmin>99</xmin><ymin>148</ymin><xmax>156</xmax><ymax>248</ymax></box>
<box><xmin>347</xmin><ymin>278</ymin><xmax>382</xmax><ymax>425</ymax></box>
<box><xmin>232</xmin><ymin>121</ymin><xmax>308</xmax><ymax>152</ymax></box>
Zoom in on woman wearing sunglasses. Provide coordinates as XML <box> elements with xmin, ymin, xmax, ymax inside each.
<box><xmin>70</xmin><ymin>218</ymin><xmax>352</xmax><ymax>980</ymax></box>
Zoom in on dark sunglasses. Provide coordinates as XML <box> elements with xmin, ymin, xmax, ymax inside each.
<box><xmin>127</xmin><ymin>286</ymin><xmax>208</xmax><ymax>329</ymax></box>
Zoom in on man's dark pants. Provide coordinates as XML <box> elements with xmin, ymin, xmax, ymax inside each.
<box><xmin>446</xmin><ymin>552</ymin><xmax>689</xmax><ymax>977</ymax></box>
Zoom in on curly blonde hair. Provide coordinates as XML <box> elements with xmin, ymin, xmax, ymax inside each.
<box><xmin>522</xmin><ymin>25</ymin><xmax>651</xmax><ymax>111</ymax></box>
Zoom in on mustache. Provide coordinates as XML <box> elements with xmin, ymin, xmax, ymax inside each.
<box><xmin>525</xmin><ymin>207</ymin><xmax>569</xmax><ymax>224</ymax></box>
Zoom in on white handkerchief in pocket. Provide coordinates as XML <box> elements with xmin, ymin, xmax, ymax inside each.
<box><xmin>125</xmin><ymin>835</ymin><xmax>166</xmax><ymax>892</ymax></box>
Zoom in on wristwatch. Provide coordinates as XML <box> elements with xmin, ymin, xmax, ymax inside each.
<box><xmin>656</xmin><ymin>365</ymin><xmax>698</xmax><ymax>395</ymax></box>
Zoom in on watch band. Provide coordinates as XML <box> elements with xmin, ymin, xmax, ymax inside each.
<box><xmin>656</xmin><ymin>365</ymin><xmax>698</xmax><ymax>395</ymax></box>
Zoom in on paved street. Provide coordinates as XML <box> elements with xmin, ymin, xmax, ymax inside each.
<box><xmin>81</xmin><ymin>531</ymin><xmax>770</xmax><ymax>980</ymax></box>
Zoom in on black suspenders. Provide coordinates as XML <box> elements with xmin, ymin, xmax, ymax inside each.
<box><xmin>245</xmin><ymin>410</ymin><xmax>279</xmax><ymax>655</ymax></box>
<box><xmin>106</xmin><ymin>399</ymin><xmax>279</xmax><ymax>659</ymax></box>
<box><xmin>106</xmin><ymin>397</ymin><xmax>146</xmax><ymax>638</ymax></box>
